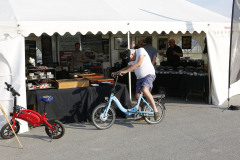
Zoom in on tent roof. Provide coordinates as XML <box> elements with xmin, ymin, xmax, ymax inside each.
<box><xmin>0</xmin><ymin>0</ymin><xmax>231</xmax><ymax>37</ymax></box>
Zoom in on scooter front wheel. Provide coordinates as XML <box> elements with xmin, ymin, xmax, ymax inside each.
<box><xmin>45</xmin><ymin>120</ymin><xmax>65</xmax><ymax>139</ymax></box>
<box><xmin>1</xmin><ymin>121</ymin><xmax>20</xmax><ymax>139</ymax></box>
<box><xmin>91</xmin><ymin>103</ymin><xmax>116</xmax><ymax>130</ymax></box>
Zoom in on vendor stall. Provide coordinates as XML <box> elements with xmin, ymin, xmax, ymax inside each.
<box><xmin>0</xmin><ymin>0</ymin><xmax>237</xmax><ymax>134</ymax></box>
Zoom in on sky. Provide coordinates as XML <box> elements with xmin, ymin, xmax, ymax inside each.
<box><xmin>187</xmin><ymin>0</ymin><xmax>233</xmax><ymax>18</ymax></box>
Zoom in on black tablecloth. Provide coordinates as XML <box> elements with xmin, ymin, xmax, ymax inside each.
<box><xmin>104</xmin><ymin>71</ymin><xmax>209</xmax><ymax>101</ymax></box>
<box><xmin>27</xmin><ymin>83</ymin><xmax>131</xmax><ymax>123</ymax></box>
<box><xmin>153</xmin><ymin>73</ymin><xmax>209</xmax><ymax>101</ymax></box>
<box><xmin>180</xmin><ymin>74</ymin><xmax>209</xmax><ymax>100</ymax></box>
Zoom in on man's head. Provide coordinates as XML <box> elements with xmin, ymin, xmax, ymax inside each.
<box><xmin>75</xmin><ymin>42</ymin><xmax>80</xmax><ymax>51</ymax></box>
<box><xmin>121</xmin><ymin>49</ymin><xmax>136</xmax><ymax>61</ymax></box>
<box><xmin>134</xmin><ymin>40</ymin><xmax>145</xmax><ymax>49</ymax></box>
<box><xmin>168</xmin><ymin>39</ymin><xmax>175</xmax><ymax>48</ymax></box>
<box><xmin>145</xmin><ymin>37</ymin><xmax>152</xmax><ymax>44</ymax></box>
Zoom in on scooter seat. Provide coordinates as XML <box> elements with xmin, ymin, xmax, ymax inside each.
<box><xmin>38</xmin><ymin>95</ymin><xmax>53</xmax><ymax>103</ymax></box>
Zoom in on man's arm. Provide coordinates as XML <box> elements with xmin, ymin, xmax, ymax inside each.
<box><xmin>152</xmin><ymin>55</ymin><xmax>156</xmax><ymax>65</ymax></box>
<box><xmin>111</xmin><ymin>65</ymin><xmax>131</xmax><ymax>77</ymax></box>
<box><xmin>75</xmin><ymin>51</ymin><xmax>87</xmax><ymax>62</ymax></box>
<box><xmin>81</xmin><ymin>56</ymin><xmax>87</xmax><ymax>62</ymax></box>
<box><xmin>124</xmin><ymin>55</ymin><xmax>144</xmax><ymax>73</ymax></box>
<box><xmin>173</xmin><ymin>47</ymin><xmax>183</xmax><ymax>57</ymax></box>
<box><xmin>75</xmin><ymin>56</ymin><xmax>87</xmax><ymax>62</ymax></box>
<box><xmin>112</xmin><ymin>55</ymin><xmax>145</xmax><ymax>76</ymax></box>
<box><xmin>173</xmin><ymin>51</ymin><xmax>183</xmax><ymax>57</ymax></box>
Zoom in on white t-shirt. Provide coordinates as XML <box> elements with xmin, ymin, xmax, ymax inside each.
<box><xmin>128</xmin><ymin>48</ymin><xmax>155</xmax><ymax>79</ymax></box>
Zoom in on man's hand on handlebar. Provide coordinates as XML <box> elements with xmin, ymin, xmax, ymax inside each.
<box><xmin>111</xmin><ymin>72</ymin><xmax>118</xmax><ymax>78</ymax></box>
<box><xmin>111</xmin><ymin>71</ymin><xmax>126</xmax><ymax>77</ymax></box>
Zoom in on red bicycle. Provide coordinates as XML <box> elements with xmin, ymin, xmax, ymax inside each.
<box><xmin>1</xmin><ymin>82</ymin><xmax>65</xmax><ymax>139</ymax></box>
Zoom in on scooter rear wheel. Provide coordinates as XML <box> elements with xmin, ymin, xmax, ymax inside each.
<box><xmin>1</xmin><ymin>121</ymin><xmax>20</xmax><ymax>139</ymax></box>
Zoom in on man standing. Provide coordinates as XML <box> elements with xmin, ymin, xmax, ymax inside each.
<box><xmin>143</xmin><ymin>37</ymin><xmax>157</xmax><ymax>68</ymax></box>
<box><xmin>112</xmin><ymin>48</ymin><xmax>160</xmax><ymax>121</ymax></box>
<box><xmin>71</xmin><ymin>42</ymin><xmax>87</xmax><ymax>72</ymax></box>
<box><xmin>159</xmin><ymin>39</ymin><xmax>183</xmax><ymax>67</ymax></box>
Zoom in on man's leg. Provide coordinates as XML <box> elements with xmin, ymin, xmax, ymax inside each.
<box><xmin>142</xmin><ymin>86</ymin><xmax>160</xmax><ymax>120</ymax></box>
<box><xmin>141</xmin><ymin>86</ymin><xmax>158</xmax><ymax>113</ymax></box>
<box><xmin>136</xmin><ymin>92</ymin><xmax>140</xmax><ymax>100</ymax></box>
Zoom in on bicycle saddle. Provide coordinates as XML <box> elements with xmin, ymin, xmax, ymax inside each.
<box><xmin>38</xmin><ymin>95</ymin><xmax>53</xmax><ymax>103</ymax></box>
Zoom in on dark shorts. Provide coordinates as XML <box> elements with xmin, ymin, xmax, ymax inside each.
<box><xmin>136</xmin><ymin>74</ymin><xmax>156</xmax><ymax>93</ymax></box>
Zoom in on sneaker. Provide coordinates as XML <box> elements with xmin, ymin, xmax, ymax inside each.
<box><xmin>154</xmin><ymin>112</ymin><xmax>160</xmax><ymax>121</ymax></box>
<box><xmin>135</xmin><ymin>117</ymin><xmax>145</xmax><ymax>122</ymax></box>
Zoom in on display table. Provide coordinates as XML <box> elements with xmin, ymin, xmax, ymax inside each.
<box><xmin>153</xmin><ymin>73</ymin><xmax>209</xmax><ymax>102</ymax></box>
<box><xmin>27</xmin><ymin>83</ymin><xmax>131</xmax><ymax>123</ymax></box>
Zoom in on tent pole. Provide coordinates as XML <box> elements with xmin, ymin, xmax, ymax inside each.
<box><xmin>127</xmin><ymin>31</ymin><xmax>132</xmax><ymax>101</ymax></box>
<box><xmin>109</xmin><ymin>33</ymin><xmax>112</xmax><ymax>68</ymax></box>
<box><xmin>228</xmin><ymin>0</ymin><xmax>235</xmax><ymax>108</ymax></box>
<box><xmin>223</xmin><ymin>0</ymin><xmax>235</xmax><ymax>111</ymax></box>
<box><xmin>55</xmin><ymin>33</ymin><xmax>59</xmax><ymax>64</ymax></box>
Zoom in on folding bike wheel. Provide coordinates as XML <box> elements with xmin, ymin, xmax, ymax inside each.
<box><xmin>91</xmin><ymin>103</ymin><xmax>116</xmax><ymax>130</ymax></box>
<box><xmin>144</xmin><ymin>102</ymin><xmax>165</xmax><ymax>124</ymax></box>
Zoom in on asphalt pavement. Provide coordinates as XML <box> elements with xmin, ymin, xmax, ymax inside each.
<box><xmin>1</xmin><ymin>94</ymin><xmax>240</xmax><ymax>160</ymax></box>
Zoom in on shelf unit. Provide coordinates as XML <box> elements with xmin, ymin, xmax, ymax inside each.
<box><xmin>26</xmin><ymin>68</ymin><xmax>56</xmax><ymax>90</ymax></box>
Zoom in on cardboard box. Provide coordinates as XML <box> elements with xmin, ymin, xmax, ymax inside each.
<box><xmin>74</xmin><ymin>78</ymin><xmax>90</xmax><ymax>87</ymax></box>
<box><xmin>56</xmin><ymin>79</ymin><xmax>78</xmax><ymax>89</ymax></box>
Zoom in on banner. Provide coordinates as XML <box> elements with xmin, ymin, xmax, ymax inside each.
<box><xmin>230</xmin><ymin>0</ymin><xmax>240</xmax><ymax>84</ymax></box>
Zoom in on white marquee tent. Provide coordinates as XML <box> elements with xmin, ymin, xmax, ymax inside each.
<box><xmin>0</xmin><ymin>0</ymin><xmax>238</xmax><ymax>131</ymax></box>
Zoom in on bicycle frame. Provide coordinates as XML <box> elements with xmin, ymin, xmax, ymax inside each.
<box><xmin>102</xmin><ymin>75</ymin><xmax>155</xmax><ymax>118</ymax></box>
<box><xmin>103</xmin><ymin>90</ymin><xmax>154</xmax><ymax>118</ymax></box>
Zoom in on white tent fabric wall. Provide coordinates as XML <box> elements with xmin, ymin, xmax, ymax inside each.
<box><xmin>0</xmin><ymin>54</ymin><xmax>12</xmax><ymax>128</ymax></box>
<box><xmin>230</xmin><ymin>80</ymin><xmax>240</xmax><ymax>98</ymax></box>
<box><xmin>207</xmin><ymin>24</ymin><xmax>231</xmax><ymax>105</ymax></box>
<box><xmin>0</xmin><ymin>36</ymin><xmax>28</xmax><ymax>133</ymax></box>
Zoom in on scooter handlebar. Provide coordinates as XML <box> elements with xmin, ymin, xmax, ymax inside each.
<box><xmin>5</xmin><ymin>82</ymin><xmax>20</xmax><ymax>96</ymax></box>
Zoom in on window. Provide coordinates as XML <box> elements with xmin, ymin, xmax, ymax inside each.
<box><xmin>177</xmin><ymin>38</ymin><xmax>202</xmax><ymax>53</ymax></box>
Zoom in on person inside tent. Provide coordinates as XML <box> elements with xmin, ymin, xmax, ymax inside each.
<box><xmin>159</xmin><ymin>39</ymin><xmax>183</xmax><ymax>67</ymax></box>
